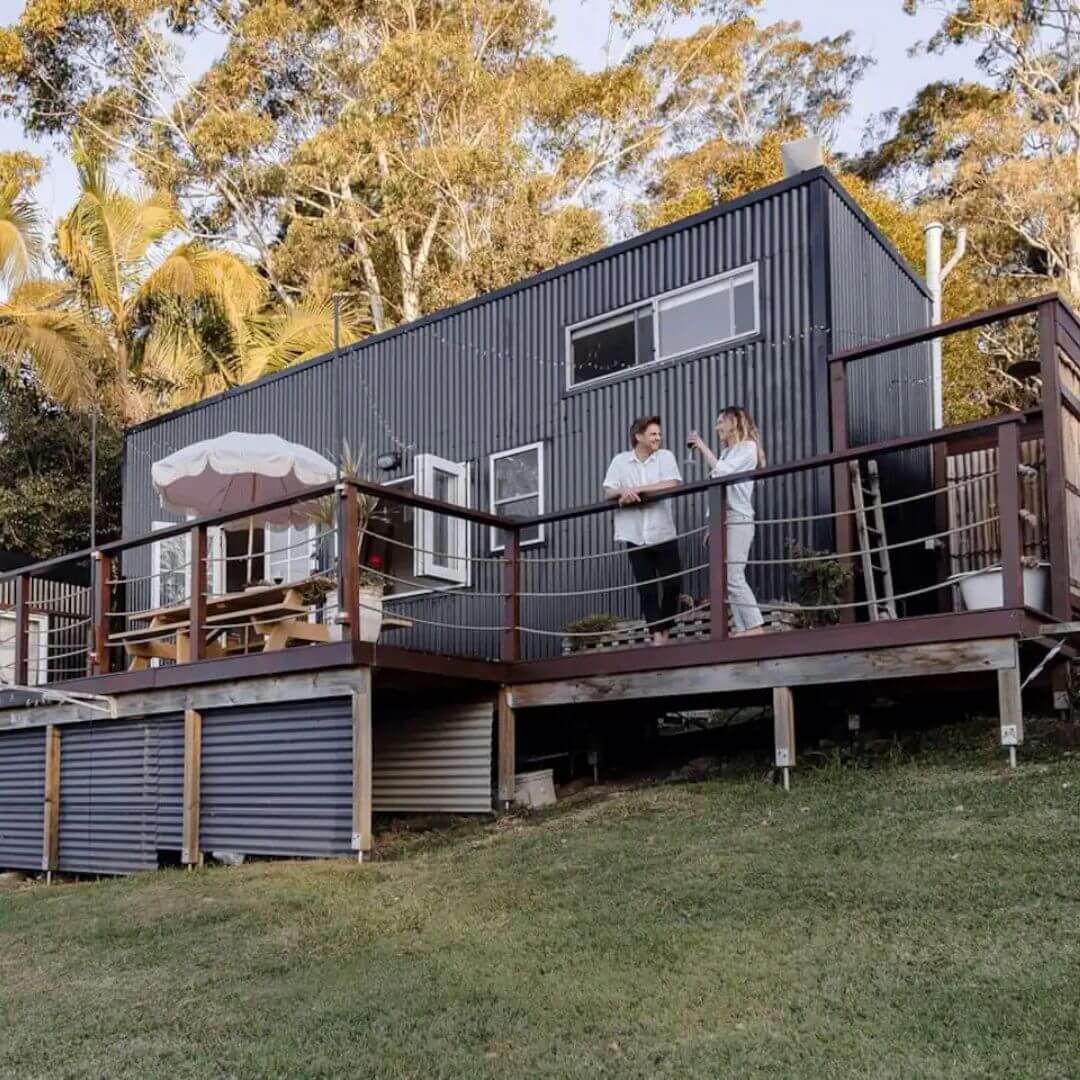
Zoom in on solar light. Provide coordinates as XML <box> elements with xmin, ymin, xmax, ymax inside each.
<box><xmin>376</xmin><ymin>451</ymin><xmax>402</xmax><ymax>471</ymax></box>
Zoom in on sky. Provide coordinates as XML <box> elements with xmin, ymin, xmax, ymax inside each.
<box><xmin>0</xmin><ymin>0</ymin><xmax>981</xmax><ymax>221</ymax></box>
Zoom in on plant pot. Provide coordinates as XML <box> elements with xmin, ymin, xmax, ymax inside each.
<box><xmin>358</xmin><ymin>586</ymin><xmax>384</xmax><ymax>642</ymax></box>
<box><xmin>949</xmin><ymin>563</ymin><xmax>1049</xmax><ymax>611</ymax></box>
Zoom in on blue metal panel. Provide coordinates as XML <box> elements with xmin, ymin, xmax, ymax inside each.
<box><xmin>0</xmin><ymin>728</ymin><xmax>45</xmax><ymax>871</ymax></box>
<box><xmin>58</xmin><ymin>720</ymin><xmax>159</xmax><ymax>876</ymax></box>
<box><xmin>199</xmin><ymin>699</ymin><xmax>353</xmax><ymax>858</ymax></box>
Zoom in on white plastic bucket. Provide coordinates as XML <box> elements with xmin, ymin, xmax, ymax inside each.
<box><xmin>949</xmin><ymin>563</ymin><xmax>1049</xmax><ymax>611</ymax></box>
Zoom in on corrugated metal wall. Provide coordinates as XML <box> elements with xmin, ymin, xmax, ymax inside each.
<box><xmin>122</xmin><ymin>170</ymin><xmax>933</xmax><ymax>657</ymax></box>
<box><xmin>199</xmin><ymin>699</ymin><xmax>354</xmax><ymax>859</ymax></box>
<box><xmin>156</xmin><ymin>714</ymin><xmax>185</xmax><ymax>852</ymax></box>
<box><xmin>827</xmin><ymin>187</ymin><xmax>934</xmax><ymax>606</ymax></box>
<box><xmin>0</xmin><ymin>727</ymin><xmax>45</xmax><ymax>870</ymax></box>
<box><xmin>58</xmin><ymin>719</ymin><xmax>161</xmax><ymax>875</ymax></box>
<box><xmin>373</xmin><ymin>700</ymin><xmax>493</xmax><ymax>813</ymax></box>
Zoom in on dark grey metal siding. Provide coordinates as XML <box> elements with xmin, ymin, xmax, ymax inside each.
<box><xmin>58</xmin><ymin>720</ymin><xmax>160</xmax><ymax>875</ymax></box>
<box><xmin>156</xmin><ymin>714</ymin><xmax>184</xmax><ymax>852</ymax></box>
<box><xmin>827</xmin><ymin>187</ymin><xmax>935</xmax><ymax>606</ymax></box>
<box><xmin>199</xmin><ymin>699</ymin><xmax>353</xmax><ymax>858</ymax></box>
<box><xmin>122</xmin><ymin>170</ymin><xmax>934</xmax><ymax>654</ymax></box>
<box><xmin>373</xmin><ymin>701</ymin><xmax>493</xmax><ymax>813</ymax></box>
<box><xmin>0</xmin><ymin>727</ymin><xmax>45</xmax><ymax>870</ymax></box>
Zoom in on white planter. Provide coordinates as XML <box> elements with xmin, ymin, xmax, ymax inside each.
<box><xmin>358</xmin><ymin>586</ymin><xmax>384</xmax><ymax>642</ymax></box>
<box><xmin>514</xmin><ymin>769</ymin><xmax>556</xmax><ymax>808</ymax></box>
<box><xmin>950</xmin><ymin>563</ymin><xmax>1049</xmax><ymax>612</ymax></box>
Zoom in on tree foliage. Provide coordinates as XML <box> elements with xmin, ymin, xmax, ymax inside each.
<box><xmin>0</xmin><ymin>375</ymin><xmax>122</xmax><ymax>559</ymax></box>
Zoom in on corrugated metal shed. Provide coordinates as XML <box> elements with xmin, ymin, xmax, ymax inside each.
<box><xmin>155</xmin><ymin>714</ymin><xmax>185</xmax><ymax>852</ymax></box>
<box><xmin>373</xmin><ymin>700</ymin><xmax>493</xmax><ymax>813</ymax></box>
<box><xmin>199</xmin><ymin>699</ymin><xmax>354</xmax><ymax>859</ymax></box>
<box><xmin>121</xmin><ymin>167</ymin><xmax>932</xmax><ymax>657</ymax></box>
<box><xmin>0</xmin><ymin>727</ymin><xmax>45</xmax><ymax>870</ymax></box>
<box><xmin>58</xmin><ymin>720</ymin><xmax>160</xmax><ymax>875</ymax></box>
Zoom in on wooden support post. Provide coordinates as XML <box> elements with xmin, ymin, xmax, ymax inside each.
<box><xmin>708</xmin><ymin>485</ymin><xmax>728</xmax><ymax>640</ymax></box>
<box><xmin>997</xmin><ymin>654</ymin><xmax>1023</xmax><ymax>768</ymax></box>
<box><xmin>829</xmin><ymin>359</ymin><xmax>856</xmax><ymax>621</ymax></box>
<box><xmin>996</xmin><ymin>422</ymin><xmax>1023</xmax><ymax>610</ymax></box>
<box><xmin>42</xmin><ymin>724</ymin><xmax>60</xmax><ymax>876</ymax></box>
<box><xmin>189</xmin><ymin>525</ymin><xmax>207</xmax><ymax>662</ymax></box>
<box><xmin>773</xmin><ymin>686</ymin><xmax>796</xmax><ymax>790</ymax></box>
<box><xmin>13</xmin><ymin>573</ymin><xmax>29</xmax><ymax>687</ymax></box>
<box><xmin>497</xmin><ymin>686</ymin><xmax>516</xmax><ymax>809</ymax></box>
<box><xmin>182</xmin><ymin>708</ymin><xmax>202</xmax><ymax>866</ymax></box>
<box><xmin>351</xmin><ymin>668</ymin><xmax>373</xmax><ymax>858</ymax></box>
<box><xmin>92</xmin><ymin>550</ymin><xmax>112</xmax><ymax>676</ymax></box>
<box><xmin>338</xmin><ymin>484</ymin><xmax>361</xmax><ymax>645</ymax></box>
<box><xmin>502</xmin><ymin>531</ymin><xmax>521</xmax><ymax>662</ymax></box>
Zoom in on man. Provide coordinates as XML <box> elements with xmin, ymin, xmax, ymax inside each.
<box><xmin>603</xmin><ymin>416</ymin><xmax>683</xmax><ymax>644</ymax></box>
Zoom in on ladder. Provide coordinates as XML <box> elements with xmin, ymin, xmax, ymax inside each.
<box><xmin>848</xmin><ymin>459</ymin><xmax>897</xmax><ymax>621</ymax></box>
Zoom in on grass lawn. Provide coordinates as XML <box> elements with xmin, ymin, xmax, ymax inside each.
<box><xmin>1</xmin><ymin>719</ymin><xmax>1078</xmax><ymax>1079</ymax></box>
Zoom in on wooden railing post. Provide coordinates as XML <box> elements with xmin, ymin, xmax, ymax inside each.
<box><xmin>502</xmin><ymin>530</ymin><xmax>520</xmax><ymax>662</ymax></box>
<box><xmin>829</xmin><ymin>357</ymin><xmax>856</xmax><ymax>620</ymax></box>
<box><xmin>708</xmin><ymin>484</ymin><xmax>728</xmax><ymax>640</ymax></box>
<box><xmin>13</xmin><ymin>572</ymin><xmax>29</xmax><ymax>686</ymax></box>
<box><xmin>92</xmin><ymin>550</ymin><xmax>111</xmax><ymax>676</ymax></box>
<box><xmin>996</xmin><ymin>421</ymin><xmax>1023</xmax><ymax>610</ymax></box>
<box><xmin>337</xmin><ymin>483</ymin><xmax>361</xmax><ymax>644</ymax></box>
<box><xmin>497</xmin><ymin>686</ymin><xmax>516</xmax><ymax>809</ymax></box>
<box><xmin>1037</xmin><ymin>299</ymin><xmax>1070</xmax><ymax>620</ymax></box>
<box><xmin>189</xmin><ymin>524</ymin><xmax>207</xmax><ymax>662</ymax></box>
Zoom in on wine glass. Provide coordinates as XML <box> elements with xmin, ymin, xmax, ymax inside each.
<box><xmin>684</xmin><ymin>431</ymin><xmax>700</xmax><ymax>467</ymax></box>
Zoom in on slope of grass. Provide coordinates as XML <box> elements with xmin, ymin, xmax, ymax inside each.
<box><xmin>1</xmin><ymin>720</ymin><xmax>1078</xmax><ymax>1079</ymax></box>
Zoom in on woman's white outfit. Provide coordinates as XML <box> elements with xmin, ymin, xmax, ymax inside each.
<box><xmin>711</xmin><ymin>440</ymin><xmax>764</xmax><ymax>632</ymax></box>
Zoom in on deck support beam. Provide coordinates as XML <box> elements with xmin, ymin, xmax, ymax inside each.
<box><xmin>497</xmin><ymin>686</ymin><xmax>516</xmax><ymax>810</ymax></box>
<box><xmin>773</xmin><ymin>687</ymin><xmax>796</xmax><ymax>790</ymax></box>
<box><xmin>351</xmin><ymin>668</ymin><xmax>373</xmax><ymax>860</ymax></box>
<box><xmin>997</xmin><ymin>649</ymin><xmax>1024</xmax><ymax>768</ymax></box>
<box><xmin>42</xmin><ymin>724</ymin><xmax>60</xmax><ymax>880</ymax></box>
<box><xmin>182</xmin><ymin>708</ymin><xmax>202</xmax><ymax>866</ymax></box>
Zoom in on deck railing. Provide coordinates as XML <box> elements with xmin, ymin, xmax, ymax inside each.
<box><xmin>0</xmin><ymin>296</ymin><xmax>1076</xmax><ymax>689</ymax></box>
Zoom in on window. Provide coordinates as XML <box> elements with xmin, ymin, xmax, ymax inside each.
<box><xmin>151</xmin><ymin>521</ymin><xmax>225</xmax><ymax>607</ymax></box>
<box><xmin>363</xmin><ymin>458</ymin><xmax>473</xmax><ymax>596</ymax></box>
<box><xmin>569</xmin><ymin>307</ymin><xmax>653</xmax><ymax>385</ymax></box>
<box><xmin>0</xmin><ymin>612</ymin><xmax>48</xmax><ymax>686</ymax></box>
<box><xmin>489</xmin><ymin>443</ymin><xmax>544</xmax><ymax>550</ymax></box>
<box><xmin>265</xmin><ymin>524</ymin><xmax>316</xmax><ymax>584</ymax></box>
<box><xmin>566</xmin><ymin>263</ymin><xmax>759</xmax><ymax>387</ymax></box>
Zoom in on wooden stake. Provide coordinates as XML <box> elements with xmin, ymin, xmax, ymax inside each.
<box><xmin>182</xmin><ymin>709</ymin><xmax>202</xmax><ymax>865</ymax></box>
<box><xmin>997</xmin><ymin>653</ymin><xmax>1023</xmax><ymax>767</ymax></box>
<box><xmin>497</xmin><ymin>686</ymin><xmax>516</xmax><ymax>809</ymax></box>
<box><xmin>42</xmin><ymin>724</ymin><xmax>60</xmax><ymax>873</ymax></box>
<box><xmin>352</xmin><ymin>669</ymin><xmax>373</xmax><ymax>855</ymax></box>
<box><xmin>773</xmin><ymin>687</ymin><xmax>796</xmax><ymax>788</ymax></box>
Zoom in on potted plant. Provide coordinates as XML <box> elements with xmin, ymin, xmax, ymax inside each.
<box><xmin>357</xmin><ymin>567</ymin><xmax>385</xmax><ymax>642</ymax></box>
<box><xmin>785</xmin><ymin>540</ymin><xmax>855</xmax><ymax>628</ymax></box>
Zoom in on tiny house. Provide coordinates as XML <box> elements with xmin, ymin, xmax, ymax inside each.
<box><xmin>121</xmin><ymin>165</ymin><xmax>933</xmax><ymax>659</ymax></box>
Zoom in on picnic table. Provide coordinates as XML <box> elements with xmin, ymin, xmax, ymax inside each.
<box><xmin>110</xmin><ymin>581</ymin><xmax>412</xmax><ymax>671</ymax></box>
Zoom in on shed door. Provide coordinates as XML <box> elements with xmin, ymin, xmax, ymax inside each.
<box><xmin>414</xmin><ymin>454</ymin><xmax>471</xmax><ymax>584</ymax></box>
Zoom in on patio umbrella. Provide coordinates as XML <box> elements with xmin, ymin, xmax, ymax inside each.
<box><xmin>151</xmin><ymin>432</ymin><xmax>337</xmax><ymax>584</ymax></box>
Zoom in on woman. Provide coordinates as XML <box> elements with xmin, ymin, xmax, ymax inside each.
<box><xmin>688</xmin><ymin>406</ymin><xmax>766</xmax><ymax>636</ymax></box>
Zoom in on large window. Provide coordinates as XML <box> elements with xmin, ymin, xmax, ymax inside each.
<box><xmin>489</xmin><ymin>443</ymin><xmax>544</xmax><ymax>550</ymax></box>
<box><xmin>566</xmin><ymin>263</ymin><xmax>759</xmax><ymax>388</ymax></box>
<box><xmin>0</xmin><ymin>612</ymin><xmax>47</xmax><ymax>686</ymax></box>
<box><xmin>151</xmin><ymin>522</ymin><xmax>225</xmax><ymax>606</ymax></box>
<box><xmin>265</xmin><ymin>524</ymin><xmax>316</xmax><ymax>585</ymax></box>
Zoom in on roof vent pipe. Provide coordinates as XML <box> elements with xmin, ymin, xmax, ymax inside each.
<box><xmin>781</xmin><ymin>136</ymin><xmax>824</xmax><ymax>178</ymax></box>
<box><xmin>924</xmin><ymin>222</ymin><xmax>967</xmax><ymax>429</ymax></box>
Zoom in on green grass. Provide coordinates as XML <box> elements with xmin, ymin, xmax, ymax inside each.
<box><xmin>2</xmin><ymin>720</ymin><xmax>1079</xmax><ymax>1079</ymax></box>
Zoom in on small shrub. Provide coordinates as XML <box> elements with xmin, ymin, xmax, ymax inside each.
<box><xmin>786</xmin><ymin>540</ymin><xmax>854</xmax><ymax>628</ymax></box>
<box><xmin>564</xmin><ymin>613</ymin><xmax>621</xmax><ymax>652</ymax></box>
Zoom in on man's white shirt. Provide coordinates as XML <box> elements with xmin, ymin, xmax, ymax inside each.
<box><xmin>603</xmin><ymin>448</ymin><xmax>683</xmax><ymax>545</ymax></box>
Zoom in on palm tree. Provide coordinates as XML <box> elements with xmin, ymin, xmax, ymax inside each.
<box><xmin>0</xmin><ymin>141</ymin><xmax>364</xmax><ymax>421</ymax></box>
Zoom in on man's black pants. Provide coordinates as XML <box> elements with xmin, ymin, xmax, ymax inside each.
<box><xmin>626</xmin><ymin>539</ymin><xmax>682</xmax><ymax>633</ymax></box>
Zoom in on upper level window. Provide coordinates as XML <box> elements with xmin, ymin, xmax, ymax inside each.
<box><xmin>489</xmin><ymin>443</ymin><xmax>544</xmax><ymax>550</ymax></box>
<box><xmin>567</xmin><ymin>263</ymin><xmax>759</xmax><ymax>388</ymax></box>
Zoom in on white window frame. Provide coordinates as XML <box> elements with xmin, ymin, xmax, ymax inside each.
<box><xmin>0</xmin><ymin>611</ymin><xmax>49</xmax><ymax>686</ymax></box>
<box><xmin>415</xmin><ymin>454</ymin><xmax>472</xmax><ymax>585</ymax></box>
<box><xmin>489</xmin><ymin>442</ymin><xmax>545</xmax><ymax>552</ymax></box>
<box><xmin>264</xmin><ymin>522</ymin><xmax>317</xmax><ymax>585</ymax></box>
<box><xmin>564</xmin><ymin>262</ymin><xmax>760</xmax><ymax>390</ymax></box>
<box><xmin>152</xmin><ymin>521</ymin><xmax>226</xmax><ymax>609</ymax></box>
